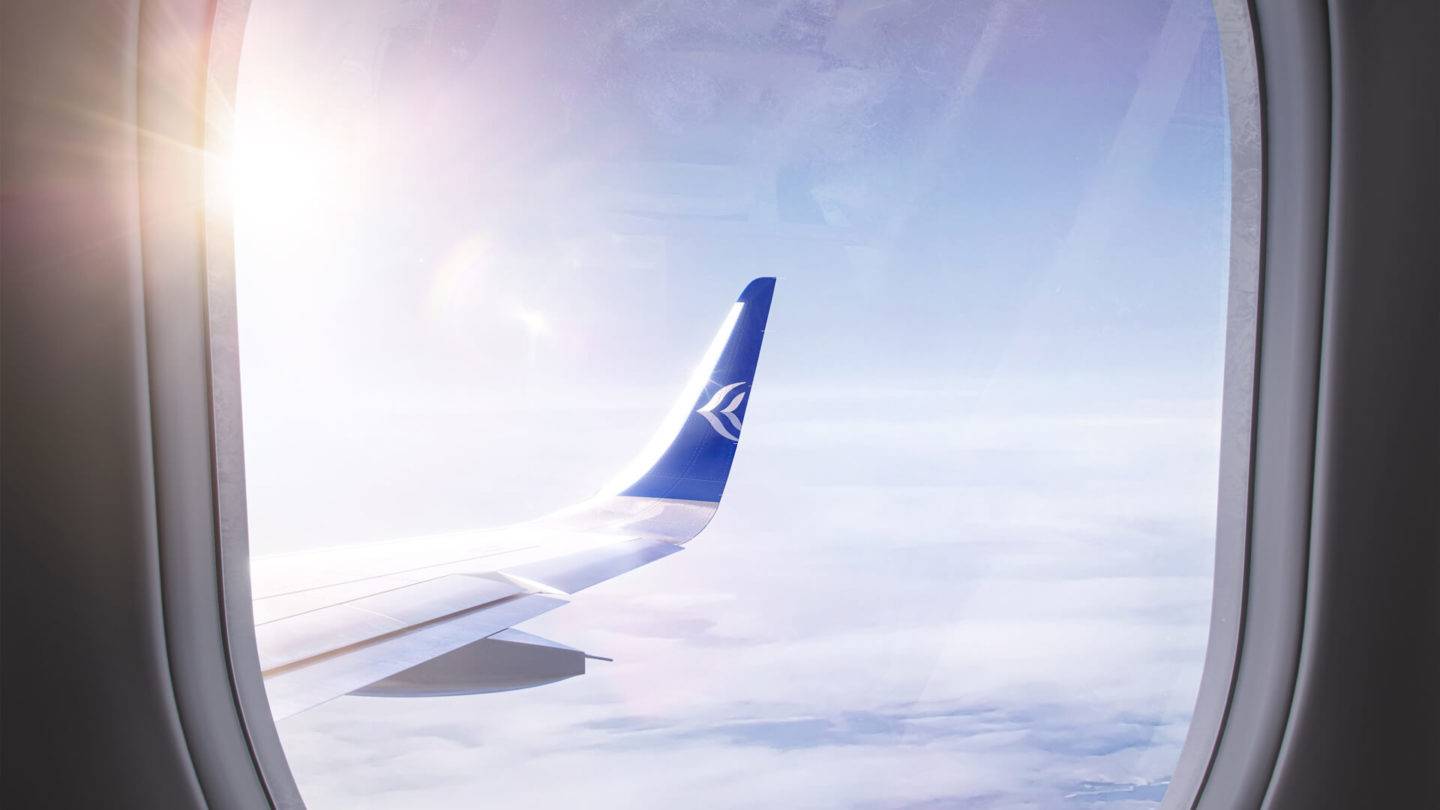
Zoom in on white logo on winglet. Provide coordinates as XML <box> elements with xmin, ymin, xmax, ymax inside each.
<box><xmin>696</xmin><ymin>381</ymin><xmax>747</xmax><ymax>442</ymax></box>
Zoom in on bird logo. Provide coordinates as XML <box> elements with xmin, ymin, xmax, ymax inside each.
<box><xmin>695</xmin><ymin>381</ymin><xmax>747</xmax><ymax>442</ymax></box>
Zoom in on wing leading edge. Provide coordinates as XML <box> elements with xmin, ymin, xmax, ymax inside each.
<box><xmin>253</xmin><ymin>278</ymin><xmax>777</xmax><ymax>719</ymax></box>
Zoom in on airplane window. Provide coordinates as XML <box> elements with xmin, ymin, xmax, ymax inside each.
<box><xmin>230</xmin><ymin>0</ymin><xmax>1232</xmax><ymax>806</ymax></box>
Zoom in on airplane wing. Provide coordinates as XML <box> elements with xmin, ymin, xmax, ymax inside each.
<box><xmin>251</xmin><ymin>278</ymin><xmax>777</xmax><ymax>720</ymax></box>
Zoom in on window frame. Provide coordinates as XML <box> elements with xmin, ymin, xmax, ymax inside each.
<box><xmin>1160</xmin><ymin>1</ymin><xmax>1331</xmax><ymax>807</ymax></box>
<box><xmin>187</xmin><ymin>1</ymin><xmax>1433</xmax><ymax>808</ymax></box>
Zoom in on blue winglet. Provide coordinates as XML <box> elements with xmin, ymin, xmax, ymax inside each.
<box><xmin>606</xmin><ymin>278</ymin><xmax>776</xmax><ymax>503</ymax></box>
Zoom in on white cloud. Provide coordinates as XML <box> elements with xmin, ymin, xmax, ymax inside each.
<box><xmin>274</xmin><ymin>398</ymin><xmax>1217</xmax><ymax>809</ymax></box>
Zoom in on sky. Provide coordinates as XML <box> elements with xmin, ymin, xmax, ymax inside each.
<box><xmin>231</xmin><ymin>0</ymin><xmax>1232</xmax><ymax>807</ymax></box>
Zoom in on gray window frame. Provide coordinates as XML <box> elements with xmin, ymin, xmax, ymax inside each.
<box><xmin>181</xmin><ymin>1</ymin><xmax>1438</xmax><ymax>807</ymax></box>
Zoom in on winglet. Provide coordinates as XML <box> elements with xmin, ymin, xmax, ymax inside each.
<box><xmin>601</xmin><ymin>278</ymin><xmax>776</xmax><ymax>502</ymax></box>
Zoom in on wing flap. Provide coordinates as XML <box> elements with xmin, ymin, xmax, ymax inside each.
<box><xmin>264</xmin><ymin>593</ymin><xmax>568</xmax><ymax>720</ymax></box>
<box><xmin>352</xmin><ymin>629</ymin><xmax>590</xmax><ymax>698</ymax></box>
<box><xmin>256</xmin><ymin>574</ymin><xmax>527</xmax><ymax>672</ymax></box>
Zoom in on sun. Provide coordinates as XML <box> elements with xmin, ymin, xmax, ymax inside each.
<box><xmin>222</xmin><ymin>101</ymin><xmax>354</xmax><ymax>243</ymax></box>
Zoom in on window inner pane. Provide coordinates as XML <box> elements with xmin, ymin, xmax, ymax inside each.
<box><xmin>232</xmin><ymin>1</ymin><xmax>1232</xmax><ymax>806</ymax></box>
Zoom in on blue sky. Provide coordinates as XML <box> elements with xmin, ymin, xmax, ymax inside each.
<box><xmin>233</xmin><ymin>0</ymin><xmax>1230</xmax><ymax>806</ymax></box>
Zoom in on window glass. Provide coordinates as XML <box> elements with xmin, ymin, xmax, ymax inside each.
<box><xmin>233</xmin><ymin>0</ymin><xmax>1230</xmax><ymax>806</ymax></box>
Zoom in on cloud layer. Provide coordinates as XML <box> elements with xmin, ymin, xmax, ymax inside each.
<box><xmin>275</xmin><ymin>394</ymin><xmax>1218</xmax><ymax>809</ymax></box>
